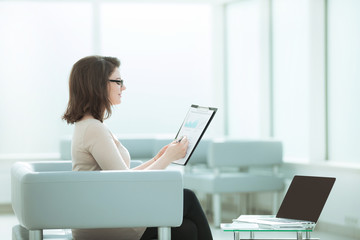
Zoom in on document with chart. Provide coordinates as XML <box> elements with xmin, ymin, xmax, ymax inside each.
<box><xmin>173</xmin><ymin>105</ymin><xmax>217</xmax><ymax>165</ymax></box>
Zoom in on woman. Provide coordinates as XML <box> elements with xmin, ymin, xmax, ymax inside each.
<box><xmin>62</xmin><ymin>55</ymin><xmax>213</xmax><ymax>240</ymax></box>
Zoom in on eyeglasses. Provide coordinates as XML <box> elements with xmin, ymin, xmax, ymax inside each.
<box><xmin>109</xmin><ymin>79</ymin><xmax>124</xmax><ymax>87</ymax></box>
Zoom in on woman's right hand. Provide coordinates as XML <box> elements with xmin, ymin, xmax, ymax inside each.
<box><xmin>163</xmin><ymin>136</ymin><xmax>189</xmax><ymax>162</ymax></box>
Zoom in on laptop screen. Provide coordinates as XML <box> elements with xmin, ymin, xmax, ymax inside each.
<box><xmin>276</xmin><ymin>175</ymin><xmax>336</xmax><ymax>223</ymax></box>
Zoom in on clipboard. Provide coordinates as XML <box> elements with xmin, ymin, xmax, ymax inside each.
<box><xmin>173</xmin><ymin>104</ymin><xmax>217</xmax><ymax>165</ymax></box>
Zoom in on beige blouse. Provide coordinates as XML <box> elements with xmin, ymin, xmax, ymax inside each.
<box><xmin>71</xmin><ymin>118</ymin><xmax>146</xmax><ymax>240</ymax></box>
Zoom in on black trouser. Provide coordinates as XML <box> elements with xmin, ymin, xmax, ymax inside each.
<box><xmin>140</xmin><ymin>189</ymin><xmax>213</xmax><ymax>240</ymax></box>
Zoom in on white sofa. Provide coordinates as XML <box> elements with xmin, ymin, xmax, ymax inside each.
<box><xmin>183</xmin><ymin>139</ymin><xmax>285</xmax><ymax>226</ymax></box>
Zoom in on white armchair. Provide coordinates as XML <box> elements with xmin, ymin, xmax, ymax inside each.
<box><xmin>11</xmin><ymin>161</ymin><xmax>183</xmax><ymax>240</ymax></box>
<box><xmin>183</xmin><ymin>139</ymin><xmax>284</xmax><ymax>227</ymax></box>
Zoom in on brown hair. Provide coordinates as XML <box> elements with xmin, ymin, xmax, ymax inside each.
<box><xmin>62</xmin><ymin>55</ymin><xmax>120</xmax><ymax>124</ymax></box>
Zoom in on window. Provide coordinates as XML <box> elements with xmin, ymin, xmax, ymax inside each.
<box><xmin>100</xmin><ymin>3</ymin><xmax>213</xmax><ymax>135</ymax></box>
<box><xmin>327</xmin><ymin>0</ymin><xmax>360</xmax><ymax>162</ymax></box>
<box><xmin>272</xmin><ymin>0</ymin><xmax>311</xmax><ymax>159</ymax></box>
<box><xmin>226</xmin><ymin>0</ymin><xmax>327</xmax><ymax>162</ymax></box>
<box><xmin>0</xmin><ymin>2</ymin><xmax>213</xmax><ymax>155</ymax></box>
<box><xmin>226</xmin><ymin>0</ymin><xmax>270</xmax><ymax>138</ymax></box>
<box><xmin>0</xmin><ymin>2</ymin><xmax>92</xmax><ymax>154</ymax></box>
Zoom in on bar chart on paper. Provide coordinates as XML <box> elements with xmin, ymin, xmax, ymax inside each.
<box><xmin>184</xmin><ymin>117</ymin><xmax>207</xmax><ymax>130</ymax></box>
<box><xmin>184</xmin><ymin>120</ymin><xmax>199</xmax><ymax>128</ymax></box>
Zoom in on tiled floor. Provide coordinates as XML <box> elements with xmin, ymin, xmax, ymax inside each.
<box><xmin>1</xmin><ymin>213</ymin><xmax>358</xmax><ymax>240</ymax></box>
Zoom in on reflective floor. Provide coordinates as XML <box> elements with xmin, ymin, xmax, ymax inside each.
<box><xmin>1</xmin><ymin>213</ymin><xmax>357</xmax><ymax>240</ymax></box>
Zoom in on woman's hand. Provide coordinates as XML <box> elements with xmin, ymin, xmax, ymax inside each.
<box><xmin>142</xmin><ymin>136</ymin><xmax>189</xmax><ymax>170</ymax></box>
<box><xmin>163</xmin><ymin>136</ymin><xmax>189</xmax><ymax>162</ymax></box>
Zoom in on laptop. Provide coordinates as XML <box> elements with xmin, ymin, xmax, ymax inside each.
<box><xmin>234</xmin><ymin>175</ymin><xmax>336</xmax><ymax>229</ymax></box>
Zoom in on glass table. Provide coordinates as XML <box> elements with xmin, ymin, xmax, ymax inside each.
<box><xmin>221</xmin><ymin>223</ymin><xmax>319</xmax><ymax>240</ymax></box>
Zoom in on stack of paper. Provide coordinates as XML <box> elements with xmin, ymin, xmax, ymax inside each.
<box><xmin>221</xmin><ymin>216</ymin><xmax>262</xmax><ymax>230</ymax></box>
<box><xmin>221</xmin><ymin>222</ymin><xmax>259</xmax><ymax>230</ymax></box>
<box><xmin>232</xmin><ymin>215</ymin><xmax>314</xmax><ymax>230</ymax></box>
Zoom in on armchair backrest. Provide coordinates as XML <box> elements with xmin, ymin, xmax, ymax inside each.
<box><xmin>208</xmin><ymin>139</ymin><xmax>283</xmax><ymax>168</ymax></box>
<box><xmin>119</xmin><ymin>136</ymin><xmax>157</xmax><ymax>160</ymax></box>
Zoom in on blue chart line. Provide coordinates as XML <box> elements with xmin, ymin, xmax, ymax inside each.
<box><xmin>184</xmin><ymin>120</ymin><xmax>199</xmax><ymax>128</ymax></box>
